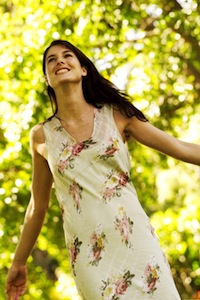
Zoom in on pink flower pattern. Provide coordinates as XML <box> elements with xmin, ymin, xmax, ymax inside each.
<box><xmin>57</xmin><ymin>138</ymin><xmax>96</xmax><ymax>175</ymax></box>
<box><xmin>102</xmin><ymin>171</ymin><xmax>129</xmax><ymax>203</ymax></box>
<box><xmin>115</xmin><ymin>207</ymin><xmax>134</xmax><ymax>248</ymax></box>
<box><xmin>88</xmin><ymin>224</ymin><xmax>107</xmax><ymax>266</ymax></box>
<box><xmin>69</xmin><ymin>181</ymin><xmax>83</xmax><ymax>213</ymax></box>
<box><xmin>142</xmin><ymin>256</ymin><xmax>160</xmax><ymax>294</ymax></box>
<box><xmin>98</xmin><ymin>132</ymin><xmax>119</xmax><ymax>160</ymax></box>
<box><xmin>101</xmin><ymin>270</ymin><xmax>135</xmax><ymax>300</ymax></box>
<box><xmin>68</xmin><ymin>237</ymin><xmax>82</xmax><ymax>276</ymax></box>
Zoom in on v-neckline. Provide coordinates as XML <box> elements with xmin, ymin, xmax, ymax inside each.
<box><xmin>54</xmin><ymin>108</ymin><xmax>98</xmax><ymax>143</ymax></box>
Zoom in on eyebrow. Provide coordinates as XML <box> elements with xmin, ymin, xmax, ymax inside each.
<box><xmin>46</xmin><ymin>49</ymin><xmax>73</xmax><ymax>60</ymax></box>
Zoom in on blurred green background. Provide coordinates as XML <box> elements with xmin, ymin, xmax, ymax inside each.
<box><xmin>0</xmin><ymin>0</ymin><xmax>200</xmax><ymax>299</ymax></box>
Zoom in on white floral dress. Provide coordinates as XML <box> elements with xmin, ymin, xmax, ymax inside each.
<box><xmin>43</xmin><ymin>105</ymin><xmax>181</xmax><ymax>300</ymax></box>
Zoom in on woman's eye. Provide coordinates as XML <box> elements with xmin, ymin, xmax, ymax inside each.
<box><xmin>48</xmin><ymin>58</ymin><xmax>55</xmax><ymax>63</ymax></box>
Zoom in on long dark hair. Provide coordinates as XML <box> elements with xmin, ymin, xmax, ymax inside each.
<box><xmin>43</xmin><ymin>40</ymin><xmax>147</xmax><ymax>121</ymax></box>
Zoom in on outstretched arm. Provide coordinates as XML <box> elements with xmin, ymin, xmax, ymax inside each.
<box><xmin>126</xmin><ymin>116</ymin><xmax>200</xmax><ymax>165</ymax></box>
<box><xmin>114</xmin><ymin>109</ymin><xmax>200</xmax><ymax>165</ymax></box>
<box><xmin>6</xmin><ymin>125</ymin><xmax>53</xmax><ymax>300</ymax></box>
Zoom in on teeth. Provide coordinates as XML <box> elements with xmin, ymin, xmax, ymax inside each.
<box><xmin>56</xmin><ymin>69</ymin><xmax>68</xmax><ymax>74</ymax></box>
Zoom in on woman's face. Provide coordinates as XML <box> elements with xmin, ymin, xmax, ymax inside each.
<box><xmin>44</xmin><ymin>44</ymin><xmax>87</xmax><ymax>89</ymax></box>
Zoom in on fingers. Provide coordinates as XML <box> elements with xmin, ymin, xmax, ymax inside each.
<box><xmin>5</xmin><ymin>285</ymin><xmax>11</xmax><ymax>300</ymax></box>
<box><xmin>5</xmin><ymin>265</ymin><xmax>27</xmax><ymax>300</ymax></box>
<box><xmin>6</xmin><ymin>285</ymin><xmax>25</xmax><ymax>300</ymax></box>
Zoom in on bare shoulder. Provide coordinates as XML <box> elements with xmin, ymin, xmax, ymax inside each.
<box><xmin>30</xmin><ymin>123</ymin><xmax>47</xmax><ymax>158</ymax></box>
<box><xmin>113</xmin><ymin>108</ymin><xmax>155</xmax><ymax>143</ymax></box>
<box><xmin>113</xmin><ymin>109</ymin><xmax>130</xmax><ymax>140</ymax></box>
<box><xmin>30</xmin><ymin>123</ymin><xmax>45</xmax><ymax>141</ymax></box>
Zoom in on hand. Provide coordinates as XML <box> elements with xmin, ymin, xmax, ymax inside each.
<box><xmin>6</xmin><ymin>264</ymin><xmax>27</xmax><ymax>300</ymax></box>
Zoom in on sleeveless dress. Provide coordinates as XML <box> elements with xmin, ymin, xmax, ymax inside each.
<box><xmin>43</xmin><ymin>105</ymin><xmax>181</xmax><ymax>300</ymax></box>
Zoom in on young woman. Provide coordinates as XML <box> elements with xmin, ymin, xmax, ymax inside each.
<box><xmin>6</xmin><ymin>40</ymin><xmax>200</xmax><ymax>300</ymax></box>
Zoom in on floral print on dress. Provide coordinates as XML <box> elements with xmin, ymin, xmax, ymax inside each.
<box><xmin>142</xmin><ymin>255</ymin><xmax>161</xmax><ymax>294</ymax></box>
<box><xmin>115</xmin><ymin>206</ymin><xmax>134</xmax><ymax>249</ymax></box>
<box><xmin>60</xmin><ymin>203</ymin><xmax>65</xmax><ymax>221</ymax></box>
<box><xmin>88</xmin><ymin>224</ymin><xmax>107</xmax><ymax>266</ymax></box>
<box><xmin>148</xmin><ymin>222</ymin><xmax>159</xmax><ymax>241</ymax></box>
<box><xmin>69</xmin><ymin>181</ymin><xmax>83</xmax><ymax>213</ymax></box>
<box><xmin>54</xmin><ymin>125</ymin><xmax>64</xmax><ymax>132</ymax></box>
<box><xmin>101</xmin><ymin>170</ymin><xmax>129</xmax><ymax>203</ymax></box>
<box><xmin>98</xmin><ymin>131</ymin><xmax>119</xmax><ymax>160</ymax></box>
<box><xmin>101</xmin><ymin>270</ymin><xmax>135</xmax><ymax>300</ymax></box>
<box><xmin>68</xmin><ymin>237</ymin><xmax>82</xmax><ymax>276</ymax></box>
<box><xmin>162</xmin><ymin>251</ymin><xmax>171</xmax><ymax>272</ymax></box>
<box><xmin>57</xmin><ymin>138</ymin><xmax>96</xmax><ymax>175</ymax></box>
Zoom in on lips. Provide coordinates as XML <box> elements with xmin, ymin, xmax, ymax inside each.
<box><xmin>55</xmin><ymin>68</ymin><xmax>70</xmax><ymax>75</ymax></box>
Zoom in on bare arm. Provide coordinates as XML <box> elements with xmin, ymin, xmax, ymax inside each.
<box><xmin>6</xmin><ymin>124</ymin><xmax>53</xmax><ymax>299</ymax></box>
<box><xmin>114</xmin><ymin>110</ymin><xmax>200</xmax><ymax>165</ymax></box>
<box><xmin>13</xmin><ymin>146</ymin><xmax>53</xmax><ymax>264</ymax></box>
<box><xmin>127</xmin><ymin>118</ymin><xmax>200</xmax><ymax>165</ymax></box>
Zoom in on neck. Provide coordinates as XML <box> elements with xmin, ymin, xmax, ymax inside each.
<box><xmin>54</xmin><ymin>84</ymin><xmax>93</xmax><ymax>121</ymax></box>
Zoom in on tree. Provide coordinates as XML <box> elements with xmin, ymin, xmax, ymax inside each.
<box><xmin>1</xmin><ymin>0</ymin><xmax>199</xmax><ymax>299</ymax></box>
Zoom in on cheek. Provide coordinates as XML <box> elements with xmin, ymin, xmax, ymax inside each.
<box><xmin>45</xmin><ymin>67</ymin><xmax>54</xmax><ymax>84</ymax></box>
<box><xmin>45</xmin><ymin>61</ymin><xmax>55</xmax><ymax>74</ymax></box>
<box><xmin>45</xmin><ymin>75</ymin><xmax>49</xmax><ymax>85</ymax></box>
<box><xmin>45</xmin><ymin>73</ymin><xmax>54</xmax><ymax>87</ymax></box>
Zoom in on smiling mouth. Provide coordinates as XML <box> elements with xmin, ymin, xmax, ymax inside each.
<box><xmin>56</xmin><ymin>68</ymin><xmax>70</xmax><ymax>75</ymax></box>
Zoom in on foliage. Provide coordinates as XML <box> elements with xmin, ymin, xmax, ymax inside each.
<box><xmin>0</xmin><ymin>0</ymin><xmax>200</xmax><ymax>299</ymax></box>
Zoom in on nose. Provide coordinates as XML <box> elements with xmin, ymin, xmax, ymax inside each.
<box><xmin>56</xmin><ymin>54</ymin><xmax>65</xmax><ymax>64</ymax></box>
<box><xmin>57</xmin><ymin>58</ymin><xmax>65</xmax><ymax>65</ymax></box>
